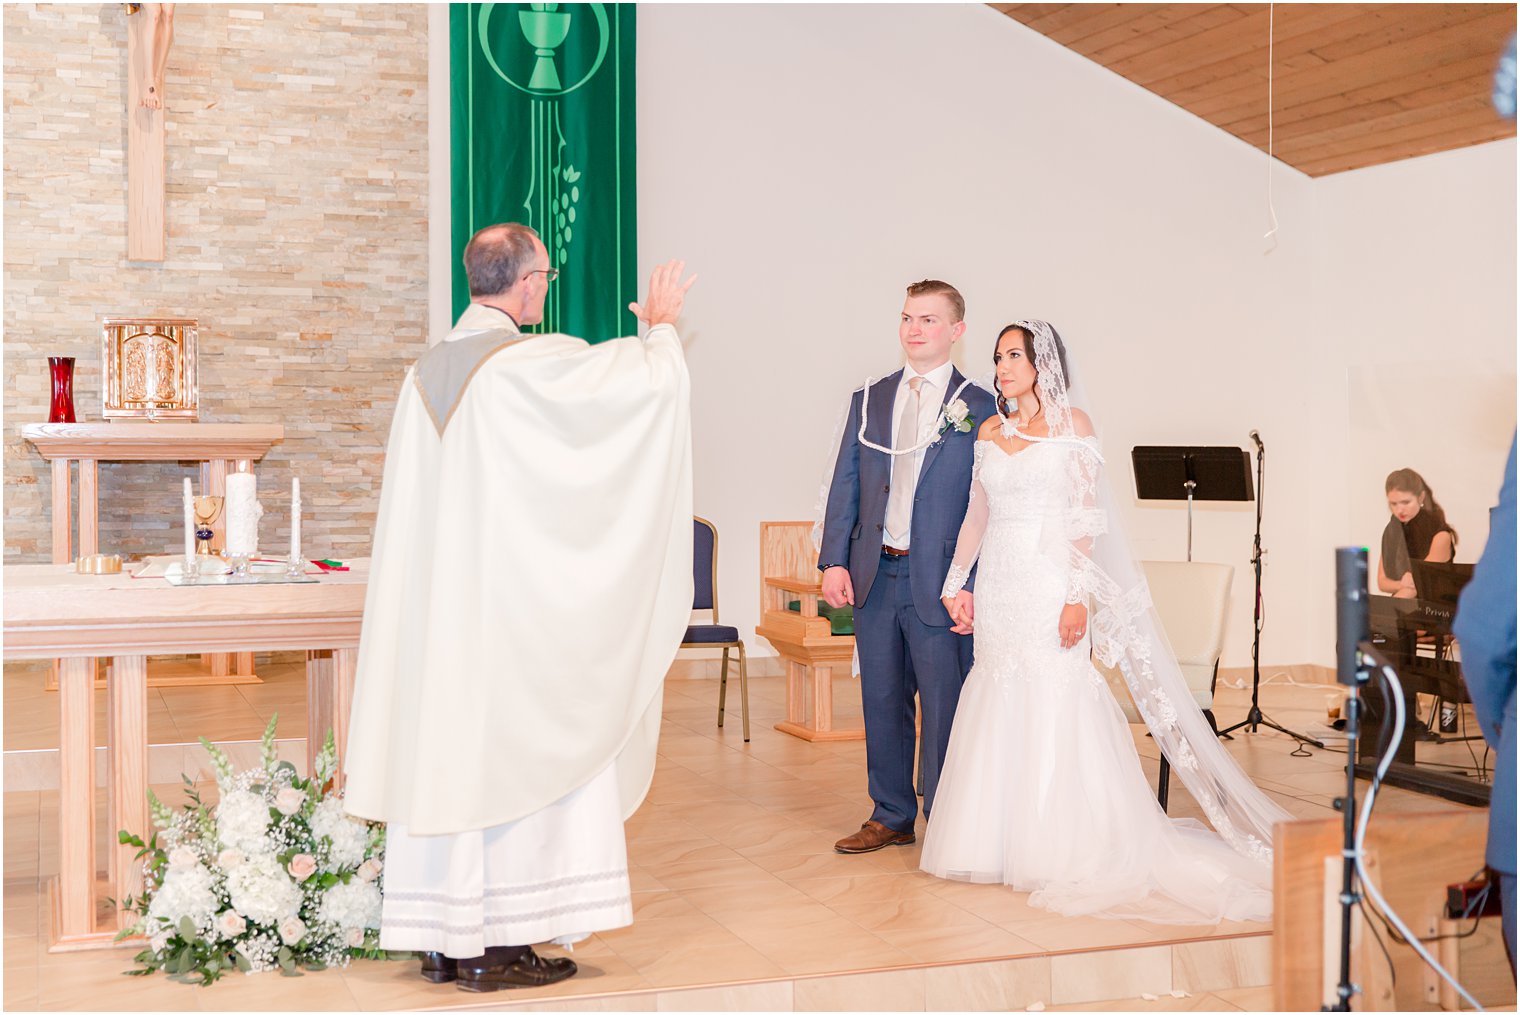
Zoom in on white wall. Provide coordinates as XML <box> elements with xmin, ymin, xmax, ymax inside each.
<box><xmin>639</xmin><ymin>4</ymin><xmax>1328</xmax><ymax>668</ymax></box>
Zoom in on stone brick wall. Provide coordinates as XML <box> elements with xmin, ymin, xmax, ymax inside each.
<box><xmin>3</xmin><ymin>3</ymin><xmax>428</xmax><ymax>563</ymax></box>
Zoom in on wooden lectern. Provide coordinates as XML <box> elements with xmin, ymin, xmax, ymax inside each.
<box><xmin>755</xmin><ymin>522</ymin><xmax>862</xmax><ymax>741</ymax></box>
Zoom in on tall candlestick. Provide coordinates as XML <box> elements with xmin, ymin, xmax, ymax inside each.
<box><xmin>182</xmin><ymin>477</ymin><xmax>194</xmax><ymax>560</ymax></box>
<box><xmin>289</xmin><ymin>476</ymin><xmax>301</xmax><ymax>572</ymax></box>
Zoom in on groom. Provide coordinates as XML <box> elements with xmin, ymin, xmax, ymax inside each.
<box><xmin>819</xmin><ymin>279</ymin><xmax>997</xmax><ymax>853</ymax></box>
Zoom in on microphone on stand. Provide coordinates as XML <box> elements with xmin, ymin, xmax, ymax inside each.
<box><xmin>1335</xmin><ymin>547</ymin><xmax>1369</xmax><ymax>686</ymax></box>
<box><xmin>1249</xmin><ymin>429</ymin><xmax>1263</xmax><ymax>451</ymax></box>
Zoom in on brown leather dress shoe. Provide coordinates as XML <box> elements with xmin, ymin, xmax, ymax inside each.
<box><xmin>834</xmin><ymin>819</ymin><xmax>915</xmax><ymax>854</ymax></box>
<box><xmin>418</xmin><ymin>951</ymin><xmax>457</xmax><ymax>983</ymax></box>
<box><xmin>456</xmin><ymin>948</ymin><xmax>579</xmax><ymax>991</ymax></box>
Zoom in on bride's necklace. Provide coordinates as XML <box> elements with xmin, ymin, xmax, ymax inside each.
<box><xmin>1000</xmin><ymin>406</ymin><xmax>1040</xmax><ymax>439</ymax></box>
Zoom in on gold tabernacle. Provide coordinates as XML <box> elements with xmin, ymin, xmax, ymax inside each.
<box><xmin>101</xmin><ymin>317</ymin><xmax>198</xmax><ymax>420</ymax></box>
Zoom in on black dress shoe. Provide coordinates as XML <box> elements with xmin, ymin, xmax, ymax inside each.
<box><xmin>456</xmin><ymin>948</ymin><xmax>579</xmax><ymax>991</ymax></box>
<box><xmin>418</xmin><ymin>951</ymin><xmax>457</xmax><ymax>983</ymax></box>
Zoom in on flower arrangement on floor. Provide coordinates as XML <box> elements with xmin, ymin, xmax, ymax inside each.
<box><xmin>117</xmin><ymin>716</ymin><xmax>388</xmax><ymax>984</ymax></box>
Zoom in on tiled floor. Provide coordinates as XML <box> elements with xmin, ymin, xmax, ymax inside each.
<box><xmin>0</xmin><ymin>661</ymin><xmax>1497</xmax><ymax>1011</ymax></box>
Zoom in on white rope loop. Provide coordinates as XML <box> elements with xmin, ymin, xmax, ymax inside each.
<box><xmin>856</xmin><ymin>376</ymin><xmax>979</xmax><ymax>456</ymax></box>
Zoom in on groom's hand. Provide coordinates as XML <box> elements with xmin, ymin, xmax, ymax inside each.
<box><xmin>628</xmin><ymin>259</ymin><xmax>698</xmax><ymax>326</ymax></box>
<box><xmin>821</xmin><ymin>566</ymin><xmax>854</xmax><ymax>608</ymax></box>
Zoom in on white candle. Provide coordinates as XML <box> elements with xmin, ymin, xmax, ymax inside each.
<box><xmin>225</xmin><ymin>471</ymin><xmax>259</xmax><ymax>557</ymax></box>
<box><xmin>182</xmin><ymin>477</ymin><xmax>194</xmax><ymax>559</ymax></box>
<box><xmin>290</xmin><ymin>476</ymin><xmax>301</xmax><ymax>566</ymax></box>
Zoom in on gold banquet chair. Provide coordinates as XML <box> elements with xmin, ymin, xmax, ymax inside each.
<box><xmin>1096</xmin><ymin>559</ymin><xmax>1234</xmax><ymax>812</ymax></box>
<box><xmin>683</xmin><ymin>516</ymin><xmax>750</xmax><ymax>742</ymax></box>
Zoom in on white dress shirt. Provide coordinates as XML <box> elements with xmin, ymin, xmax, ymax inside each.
<box><xmin>883</xmin><ymin>360</ymin><xmax>954</xmax><ymax>551</ymax></box>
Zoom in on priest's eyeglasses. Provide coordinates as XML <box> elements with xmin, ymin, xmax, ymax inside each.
<box><xmin>524</xmin><ymin>268</ymin><xmax>560</xmax><ymax>283</ymax></box>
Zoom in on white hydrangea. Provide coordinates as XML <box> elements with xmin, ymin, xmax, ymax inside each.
<box><xmin>223</xmin><ymin>852</ymin><xmax>301</xmax><ymax>926</ymax></box>
<box><xmin>310</xmin><ymin>799</ymin><xmax>371</xmax><ymax>869</ymax></box>
<box><xmin>216</xmin><ymin>790</ymin><xmax>273</xmax><ymax>854</ymax></box>
<box><xmin>145</xmin><ymin>863</ymin><xmax>218</xmax><ymax>938</ymax></box>
<box><xmin>316</xmin><ymin>878</ymin><xmax>382</xmax><ymax>930</ymax></box>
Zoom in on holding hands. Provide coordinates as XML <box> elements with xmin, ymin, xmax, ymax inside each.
<box><xmin>629</xmin><ymin>259</ymin><xmax>698</xmax><ymax>327</ymax></box>
<box><xmin>942</xmin><ymin>591</ymin><xmax>974</xmax><ymax>635</ymax></box>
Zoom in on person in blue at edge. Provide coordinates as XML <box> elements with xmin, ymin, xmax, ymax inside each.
<box><xmin>1452</xmin><ymin>434</ymin><xmax>1516</xmax><ymax>971</ymax></box>
<box><xmin>819</xmin><ymin>279</ymin><xmax>997</xmax><ymax>853</ymax></box>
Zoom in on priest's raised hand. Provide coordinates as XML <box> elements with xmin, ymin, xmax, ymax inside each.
<box><xmin>629</xmin><ymin>258</ymin><xmax>698</xmax><ymax>326</ymax></box>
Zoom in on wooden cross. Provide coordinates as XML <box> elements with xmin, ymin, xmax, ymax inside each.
<box><xmin>126</xmin><ymin>3</ymin><xmax>173</xmax><ymax>261</ymax></box>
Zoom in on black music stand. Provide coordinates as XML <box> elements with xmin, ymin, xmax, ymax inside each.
<box><xmin>1132</xmin><ymin>444</ymin><xmax>1322</xmax><ymax>749</ymax></box>
<box><xmin>1131</xmin><ymin>447</ymin><xmax>1253</xmax><ymax>560</ymax></box>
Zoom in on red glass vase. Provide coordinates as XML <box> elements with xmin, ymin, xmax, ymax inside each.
<box><xmin>48</xmin><ymin>357</ymin><xmax>76</xmax><ymax>423</ymax></box>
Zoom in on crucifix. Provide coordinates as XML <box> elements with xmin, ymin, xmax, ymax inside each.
<box><xmin>125</xmin><ymin>2</ymin><xmax>174</xmax><ymax>261</ymax></box>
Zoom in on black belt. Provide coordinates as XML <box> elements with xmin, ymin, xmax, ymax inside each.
<box><xmin>882</xmin><ymin>545</ymin><xmax>909</xmax><ymax>557</ymax></box>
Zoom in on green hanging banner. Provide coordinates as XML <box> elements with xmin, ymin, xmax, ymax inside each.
<box><xmin>451</xmin><ymin>3</ymin><xmax>636</xmax><ymax>343</ymax></box>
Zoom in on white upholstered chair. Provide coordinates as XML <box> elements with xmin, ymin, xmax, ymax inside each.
<box><xmin>1096</xmin><ymin>559</ymin><xmax>1234</xmax><ymax>811</ymax></box>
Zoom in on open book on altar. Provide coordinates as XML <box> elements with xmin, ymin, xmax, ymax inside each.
<box><xmin>131</xmin><ymin>555</ymin><xmax>323</xmax><ymax>580</ymax></box>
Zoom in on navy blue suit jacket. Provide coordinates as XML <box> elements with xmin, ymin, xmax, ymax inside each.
<box><xmin>818</xmin><ymin>369</ymin><xmax>997</xmax><ymax>627</ymax></box>
<box><xmin>1454</xmin><ymin>434</ymin><xmax>1517</xmax><ymax>875</ymax></box>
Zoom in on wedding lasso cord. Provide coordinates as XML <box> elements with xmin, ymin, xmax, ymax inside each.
<box><xmin>1354</xmin><ymin>660</ymin><xmax>1484</xmax><ymax>1011</ymax></box>
<box><xmin>856</xmin><ymin>376</ymin><xmax>978</xmax><ymax>456</ymax></box>
<box><xmin>998</xmin><ymin>414</ymin><xmax>1107</xmax><ymax>464</ymax></box>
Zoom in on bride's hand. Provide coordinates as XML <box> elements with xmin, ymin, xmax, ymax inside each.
<box><xmin>1058</xmin><ymin>602</ymin><xmax>1087</xmax><ymax>649</ymax></box>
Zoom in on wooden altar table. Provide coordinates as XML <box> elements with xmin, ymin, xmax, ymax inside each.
<box><xmin>21</xmin><ymin>422</ymin><xmax>285</xmax><ymax>686</ymax></box>
<box><xmin>2</xmin><ymin>561</ymin><xmax>366</xmax><ymax>952</ymax></box>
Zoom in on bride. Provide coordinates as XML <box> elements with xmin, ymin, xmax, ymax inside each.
<box><xmin>919</xmin><ymin>321</ymin><xmax>1290</xmax><ymax>924</ymax></box>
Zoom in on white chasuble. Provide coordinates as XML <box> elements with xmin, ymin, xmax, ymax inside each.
<box><xmin>343</xmin><ymin>304</ymin><xmax>693</xmax><ymax>837</ymax></box>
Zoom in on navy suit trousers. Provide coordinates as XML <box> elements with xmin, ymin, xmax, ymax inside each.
<box><xmin>855</xmin><ymin>551</ymin><xmax>971</xmax><ymax>832</ymax></box>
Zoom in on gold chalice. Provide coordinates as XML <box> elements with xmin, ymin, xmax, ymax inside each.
<box><xmin>193</xmin><ymin>495</ymin><xmax>223</xmax><ymax>555</ymax></box>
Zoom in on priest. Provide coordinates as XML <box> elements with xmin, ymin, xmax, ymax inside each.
<box><xmin>343</xmin><ymin>222</ymin><xmax>696</xmax><ymax>992</ymax></box>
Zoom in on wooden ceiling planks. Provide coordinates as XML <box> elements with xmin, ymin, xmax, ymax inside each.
<box><xmin>994</xmin><ymin>2</ymin><xmax>1518</xmax><ymax>176</ymax></box>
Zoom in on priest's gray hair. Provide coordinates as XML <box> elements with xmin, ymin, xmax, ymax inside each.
<box><xmin>464</xmin><ymin>222</ymin><xmax>540</xmax><ymax>298</ymax></box>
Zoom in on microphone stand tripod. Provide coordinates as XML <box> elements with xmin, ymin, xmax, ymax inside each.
<box><xmin>1219</xmin><ymin>433</ymin><xmax>1324</xmax><ymax>748</ymax></box>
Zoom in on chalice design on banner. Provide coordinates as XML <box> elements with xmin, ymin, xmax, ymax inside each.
<box><xmin>518</xmin><ymin>3</ymin><xmax>571</xmax><ymax>91</ymax></box>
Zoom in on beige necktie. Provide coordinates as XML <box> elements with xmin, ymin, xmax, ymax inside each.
<box><xmin>884</xmin><ymin>376</ymin><xmax>923</xmax><ymax>544</ymax></box>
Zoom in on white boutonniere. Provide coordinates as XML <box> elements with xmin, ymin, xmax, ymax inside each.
<box><xmin>939</xmin><ymin>398</ymin><xmax>975</xmax><ymax>436</ymax></box>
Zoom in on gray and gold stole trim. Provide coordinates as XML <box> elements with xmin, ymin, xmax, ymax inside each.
<box><xmin>413</xmin><ymin>332</ymin><xmax>532</xmax><ymax>435</ymax></box>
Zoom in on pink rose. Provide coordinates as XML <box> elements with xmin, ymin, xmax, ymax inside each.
<box><xmin>216</xmin><ymin>910</ymin><xmax>246</xmax><ymax>938</ymax></box>
<box><xmin>277</xmin><ymin>916</ymin><xmax>306</xmax><ymax>946</ymax></box>
<box><xmin>287</xmin><ymin>853</ymin><xmax>318</xmax><ymax>881</ymax></box>
<box><xmin>274</xmin><ymin>787</ymin><xmax>306</xmax><ymax>816</ymax></box>
<box><xmin>356</xmin><ymin>858</ymin><xmax>383</xmax><ymax>882</ymax></box>
<box><xmin>346</xmin><ymin>926</ymin><xmax>365</xmax><ymax>947</ymax></box>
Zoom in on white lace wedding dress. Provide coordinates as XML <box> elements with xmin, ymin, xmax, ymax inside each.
<box><xmin>919</xmin><ymin>437</ymin><xmax>1275</xmax><ymax>924</ymax></box>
